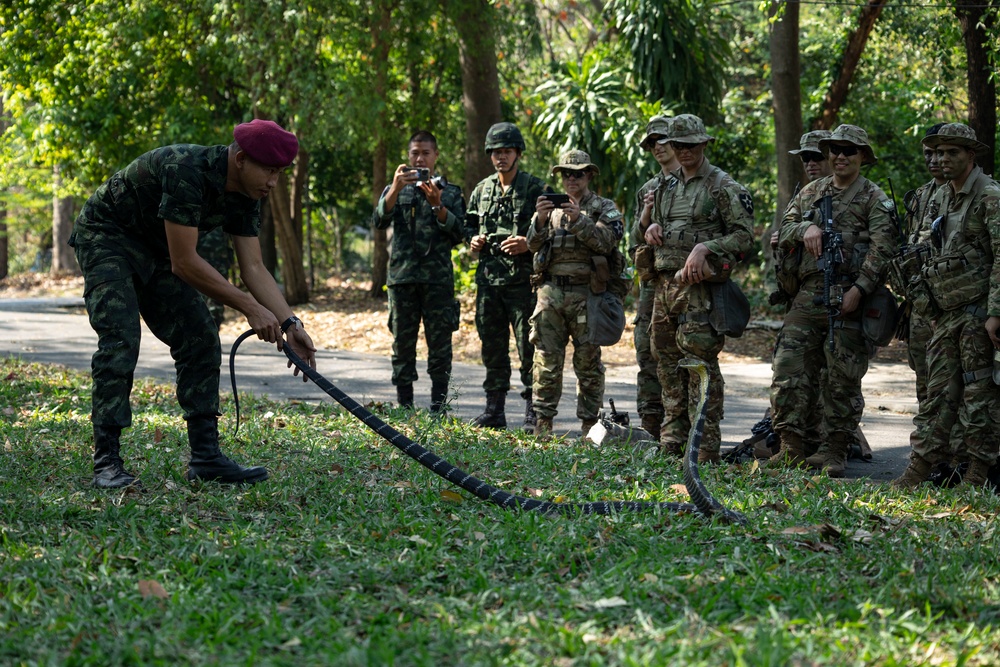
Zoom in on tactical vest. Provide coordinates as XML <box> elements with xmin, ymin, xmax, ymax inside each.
<box><xmin>919</xmin><ymin>171</ymin><xmax>993</xmax><ymax>312</ymax></box>
<box><xmin>473</xmin><ymin>172</ymin><xmax>545</xmax><ymax>286</ymax></box>
<box><xmin>795</xmin><ymin>177</ymin><xmax>873</xmax><ymax>288</ymax></box>
<box><xmin>652</xmin><ymin>169</ymin><xmax>728</xmax><ymax>273</ymax></box>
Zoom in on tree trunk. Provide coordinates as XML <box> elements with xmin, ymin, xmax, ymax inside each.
<box><xmin>51</xmin><ymin>165</ymin><xmax>81</xmax><ymax>276</ymax></box>
<box><xmin>956</xmin><ymin>0</ymin><xmax>997</xmax><ymax>175</ymax></box>
<box><xmin>0</xmin><ymin>98</ymin><xmax>7</xmax><ymax>280</ymax></box>
<box><xmin>768</xmin><ymin>0</ymin><xmax>803</xmax><ymax>247</ymax></box>
<box><xmin>270</xmin><ymin>171</ymin><xmax>309</xmax><ymax>305</ymax></box>
<box><xmin>812</xmin><ymin>0</ymin><xmax>887</xmax><ymax>130</ymax></box>
<box><xmin>369</xmin><ymin>1</ymin><xmax>393</xmax><ymax>299</ymax></box>
<box><xmin>259</xmin><ymin>201</ymin><xmax>277</xmax><ymax>277</ymax></box>
<box><xmin>448</xmin><ymin>0</ymin><xmax>503</xmax><ymax>195</ymax></box>
<box><xmin>291</xmin><ymin>148</ymin><xmax>308</xmax><ymax>248</ymax></box>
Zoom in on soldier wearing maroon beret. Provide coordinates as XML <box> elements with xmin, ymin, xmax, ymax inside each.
<box><xmin>70</xmin><ymin>119</ymin><xmax>317</xmax><ymax>489</ymax></box>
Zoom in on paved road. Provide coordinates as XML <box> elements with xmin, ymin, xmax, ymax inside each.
<box><xmin>0</xmin><ymin>297</ymin><xmax>920</xmax><ymax>480</ymax></box>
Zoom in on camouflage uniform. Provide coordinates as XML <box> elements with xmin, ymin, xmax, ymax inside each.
<box><xmin>770</xmin><ymin>127</ymin><xmax>896</xmax><ymax>466</ymax></box>
<box><xmin>375</xmin><ymin>176</ymin><xmax>465</xmax><ymax>390</ymax></box>
<box><xmin>196</xmin><ymin>226</ymin><xmax>234</xmax><ymax>329</ymax></box>
<box><xmin>645</xmin><ymin>116</ymin><xmax>755</xmax><ymax>454</ymax></box>
<box><xmin>465</xmin><ymin>170</ymin><xmax>548</xmax><ymax>396</ymax></box>
<box><xmin>527</xmin><ymin>163</ymin><xmax>624</xmax><ymax>425</ymax></box>
<box><xmin>898</xmin><ymin>148</ymin><xmax>1000</xmax><ymax>485</ymax></box>
<box><xmin>70</xmin><ymin>144</ymin><xmax>260</xmax><ymax>428</ymax></box>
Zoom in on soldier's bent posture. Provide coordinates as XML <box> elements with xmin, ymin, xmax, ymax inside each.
<box><xmin>639</xmin><ymin>114</ymin><xmax>755</xmax><ymax>462</ymax></box>
<box><xmin>893</xmin><ymin>123</ymin><xmax>1000</xmax><ymax>489</ymax></box>
<box><xmin>376</xmin><ymin>130</ymin><xmax>466</xmax><ymax>413</ymax></box>
<box><xmin>465</xmin><ymin>122</ymin><xmax>549</xmax><ymax>431</ymax></box>
<box><xmin>70</xmin><ymin>119</ymin><xmax>317</xmax><ymax>488</ymax></box>
<box><xmin>630</xmin><ymin>115</ymin><xmax>678</xmax><ymax>439</ymax></box>
<box><xmin>769</xmin><ymin>125</ymin><xmax>895</xmax><ymax>475</ymax></box>
<box><xmin>527</xmin><ymin>150</ymin><xmax>624</xmax><ymax>436</ymax></box>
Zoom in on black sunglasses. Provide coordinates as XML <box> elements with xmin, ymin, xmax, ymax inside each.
<box><xmin>800</xmin><ymin>152</ymin><xmax>825</xmax><ymax>164</ymax></box>
<box><xmin>828</xmin><ymin>145</ymin><xmax>860</xmax><ymax>157</ymax></box>
<box><xmin>560</xmin><ymin>169</ymin><xmax>588</xmax><ymax>179</ymax></box>
<box><xmin>670</xmin><ymin>141</ymin><xmax>702</xmax><ymax>151</ymax></box>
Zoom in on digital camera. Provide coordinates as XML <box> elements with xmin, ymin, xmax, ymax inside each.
<box><xmin>410</xmin><ymin>167</ymin><xmax>431</xmax><ymax>182</ymax></box>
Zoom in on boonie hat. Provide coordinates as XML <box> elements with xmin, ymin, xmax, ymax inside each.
<box><xmin>640</xmin><ymin>116</ymin><xmax>673</xmax><ymax>150</ymax></box>
<box><xmin>819</xmin><ymin>124</ymin><xmax>878</xmax><ymax>166</ymax></box>
<box><xmin>666</xmin><ymin>114</ymin><xmax>714</xmax><ymax>144</ymax></box>
<box><xmin>233</xmin><ymin>119</ymin><xmax>299</xmax><ymax>168</ymax></box>
<box><xmin>922</xmin><ymin>122</ymin><xmax>990</xmax><ymax>156</ymax></box>
<box><xmin>551</xmin><ymin>149</ymin><xmax>600</xmax><ymax>176</ymax></box>
<box><xmin>789</xmin><ymin>130</ymin><xmax>832</xmax><ymax>156</ymax></box>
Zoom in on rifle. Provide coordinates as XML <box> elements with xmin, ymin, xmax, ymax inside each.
<box><xmin>813</xmin><ymin>194</ymin><xmax>844</xmax><ymax>352</ymax></box>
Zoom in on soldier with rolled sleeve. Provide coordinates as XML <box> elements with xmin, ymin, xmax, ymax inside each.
<box><xmin>893</xmin><ymin>123</ymin><xmax>1000</xmax><ymax>489</ymax></box>
<box><xmin>630</xmin><ymin>115</ymin><xmax>678</xmax><ymax>439</ymax></box>
<box><xmin>769</xmin><ymin>124</ymin><xmax>896</xmax><ymax>474</ymax></box>
<box><xmin>465</xmin><ymin>122</ymin><xmax>549</xmax><ymax>431</ymax></box>
<box><xmin>375</xmin><ymin>130</ymin><xmax>466</xmax><ymax>414</ymax></box>
<box><xmin>527</xmin><ymin>150</ymin><xmax>625</xmax><ymax>436</ymax></box>
<box><xmin>638</xmin><ymin>114</ymin><xmax>755</xmax><ymax>462</ymax></box>
<box><xmin>69</xmin><ymin>119</ymin><xmax>317</xmax><ymax>488</ymax></box>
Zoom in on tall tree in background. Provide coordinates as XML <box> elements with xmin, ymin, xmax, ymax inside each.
<box><xmin>367</xmin><ymin>0</ymin><xmax>396</xmax><ymax>298</ymax></box>
<box><xmin>51</xmin><ymin>165</ymin><xmax>79</xmax><ymax>275</ymax></box>
<box><xmin>0</xmin><ymin>97</ymin><xmax>7</xmax><ymax>280</ymax></box>
<box><xmin>955</xmin><ymin>0</ymin><xmax>997</xmax><ymax>175</ymax></box>
<box><xmin>768</xmin><ymin>1</ymin><xmax>803</xmax><ymax>240</ymax></box>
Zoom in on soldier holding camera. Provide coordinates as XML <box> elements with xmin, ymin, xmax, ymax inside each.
<box><xmin>376</xmin><ymin>130</ymin><xmax>466</xmax><ymax>414</ymax></box>
<box><xmin>527</xmin><ymin>150</ymin><xmax>624</xmax><ymax>437</ymax></box>
<box><xmin>465</xmin><ymin>122</ymin><xmax>549</xmax><ymax>431</ymax></box>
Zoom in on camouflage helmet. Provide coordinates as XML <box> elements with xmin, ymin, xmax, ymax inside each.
<box><xmin>639</xmin><ymin>115</ymin><xmax>673</xmax><ymax>151</ymax></box>
<box><xmin>788</xmin><ymin>130</ymin><xmax>832</xmax><ymax>156</ymax></box>
<box><xmin>819</xmin><ymin>124</ymin><xmax>878</xmax><ymax>165</ymax></box>
<box><xmin>484</xmin><ymin>122</ymin><xmax>526</xmax><ymax>153</ymax></box>
<box><xmin>922</xmin><ymin>122</ymin><xmax>990</xmax><ymax>156</ymax></box>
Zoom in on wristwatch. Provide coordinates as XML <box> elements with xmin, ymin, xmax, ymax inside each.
<box><xmin>431</xmin><ymin>205</ymin><xmax>443</xmax><ymax>215</ymax></box>
<box><xmin>280</xmin><ymin>315</ymin><xmax>302</xmax><ymax>334</ymax></box>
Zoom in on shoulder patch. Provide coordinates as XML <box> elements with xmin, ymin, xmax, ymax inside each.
<box><xmin>738</xmin><ymin>192</ymin><xmax>754</xmax><ymax>215</ymax></box>
<box><xmin>880</xmin><ymin>199</ymin><xmax>895</xmax><ymax>211</ymax></box>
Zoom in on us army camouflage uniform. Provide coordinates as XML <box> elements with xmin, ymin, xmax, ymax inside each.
<box><xmin>648</xmin><ymin>159</ymin><xmax>755</xmax><ymax>453</ymax></box>
<box><xmin>630</xmin><ymin>173</ymin><xmax>669</xmax><ymax>428</ymax></box>
<box><xmin>375</xmin><ymin>177</ymin><xmax>466</xmax><ymax>388</ymax></box>
<box><xmin>465</xmin><ymin>170</ymin><xmax>548</xmax><ymax>396</ymax></box>
<box><xmin>907</xmin><ymin>165</ymin><xmax>1000</xmax><ymax>469</ymax></box>
<box><xmin>527</xmin><ymin>191</ymin><xmax>624</xmax><ymax>422</ymax></box>
<box><xmin>770</xmin><ymin>175</ymin><xmax>896</xmax><ymax>450</ymax></box>
<box><xmin>196</xmin><ymin>226</ymin><xmax>234</xmax><ymax>329</ymax></box>
<box><xmin>69</xmin><ymin>144</ymin><xmax>260</xmax><ymax>428</ymax></box>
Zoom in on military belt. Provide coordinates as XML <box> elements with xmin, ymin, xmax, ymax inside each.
<box><xmin>833</xmin><ymin>320</ymin><xmax>862</xmax><ymax>331</ymax></box>
<box><xmin>677</xmin><ymin>312</ymin><xmax>710</xmax><ymax>325</ymax></box>
<box><xmin>963</xmin><ymin>366</ymin><xmax>993</xmax><ymax>385</ymax></box>
<box><xmin>543</xmin><ymin>273</ymin><xmax>590</xmax><ymax>287</ymax></box>
<box><xmin>964</xmin><ymin>304</ymin><xmax>989</xmax><ymax>320</ymax></box>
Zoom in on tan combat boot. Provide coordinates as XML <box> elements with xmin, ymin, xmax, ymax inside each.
<box><xmin>697</xmin><ymin>449</ymin><xmax>721</xmax><ymax>464</ymax></box>
<box><xmin>808</xmin><ymin>435</ymin><xmax>849</xmax><ymax>478</ymax></box>
<box><xmin>767</xmin><ymin>431</ymin><xmax>807</xmax><ymax>468</ymax></box>
<box><xmin>535</xmin><ymin>417</ymin><xmax>553</xmax><ymax>439</ymax></box>
<box><xmin>581</xmin><ymin>419</ymin><xmax>598</xmax><ymax>436</ymax></box>
<box><xmin>660</xmin><ymin>438</ymin><xmax>683</xmax><ymax>458</ymax></box>
<box><xmin>805</xmin><ymin>442</ymin><xmax>830</xmax><ymax>470</ymax></box>
<box><xmin>891</xmin><ymin>454</ymin><xmax>933</xmax><ymax>490</ymax></box>
<box><xmin>640</xmin><ymin>414</ymin><xmax>662</xmax><ymax>441</ymax></box>
<box><xmin>960</xmin><ymin>458</ymin><xmax>990</xmax><ymax>488</ymax></box>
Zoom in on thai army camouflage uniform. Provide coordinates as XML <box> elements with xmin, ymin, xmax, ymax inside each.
<box><xmin>70</xmin><ymin>144</ymin><xmax>260</xmax><ymax>429</ymax></box>
<box><xmin>895</xmin><ymin>124</ymin><xmax>1000</xmax><ymax>487</ymax></box>
<box><xmin>770</xmin><ymin>127</ymin><xmax>896</xmax><ymax>466</ymax></box>
<box><xmin>630</xmin><ymin>115</ymin><xmax>674</xmax><ymax>436</ymax></box>
<box><xmin>646</xmin><ymin>115</ymin><xmax>755</xmax><ymax>455</ymax></box>
<box><xmin>465</xmin><ymin>170</ymin><xmax>548</xmax><ymax>397</ymax></box>
<box><xmin>527</xmin><ymin>161</ymin><xmax>624</xmax><ymax>425</ymax></box>
<box><xmin>196</xmin><ymin>226</ymin><xmax>234</xmax><ymax>329</ymax></box>
<box><xmin>375</xmin><ymin>176</ymin><xmax>466</xmax><ymax>391</ymax></box>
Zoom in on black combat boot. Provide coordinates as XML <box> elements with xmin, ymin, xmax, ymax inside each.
<box><xmin>430</xmin><ymin>381</ymin><xmax>449</xmax><ymax>415</ymax></box>
<box><xmin>471</xmin><ymin>391</ymin><xmax>507</xmax><ymax>429</ymax></box>
<box><xmin>92</xmin><ymin>425</ymin><xmax>140</xmax><ymax>489</ymax></box>
<box><xmin>522</xmin><ymin>389</ymin><xmax>537</xmax><ymax>434</ymax></box>
<box><xmin>186</xmin><ymin>415</ymin><xmax>268</xmax><ymax>484</ymax></box>
<box><xmin>397</xmin><ymin>384</ymin><xmax>414</xmax><ymax>410</ymax></box>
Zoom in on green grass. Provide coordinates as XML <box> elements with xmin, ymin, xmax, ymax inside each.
<box><xmin>2</xmin><ymin>356</ymin><xmax>999</xmax><ymax>666</ymax></box>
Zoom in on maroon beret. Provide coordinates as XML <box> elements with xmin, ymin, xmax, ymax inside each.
<box><xmin>233</xmin><ymin>119</ymin><xmax>299</xmax><ymax>168</ymax></box>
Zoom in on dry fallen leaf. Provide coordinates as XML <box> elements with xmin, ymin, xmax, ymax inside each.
<box><xmin>593</xmin><ymin>596</ymin><xmax>628</xmax><ymax>609</ymax></box>
<box><xmin>153</xmin><ymin>427</ymin><xmax>163</xmax><ymax>444</ymax></box>
<box><xmin>439</xmin><ymin>489</ymin><xmax>463</xmax><ymax>504</ymax></box>
<box><xmin>669</xmin><ymin>484</ymin><xmax>689</xmax><ymax>496</ymax></box>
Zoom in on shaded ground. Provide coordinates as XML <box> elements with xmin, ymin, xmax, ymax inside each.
<box><xmin>0</xmin><ymin>272</ymin><xmax>911</xmax><ymax>367</ymax></box>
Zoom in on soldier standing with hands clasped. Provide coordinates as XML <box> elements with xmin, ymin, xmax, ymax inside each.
<box><xmin>376</xmin><ymin>130</ymin><xmax>466</xmax><ymax>414</ymax></box>
<box><xmin>465</xmin><ymin>123</ymin><xmax>550</xmax><ymax>432</ymax></box>
<box><xmin>527</xmin><ymin>150</ymin><xmax>624</xmax><ymax>437</ymax></box>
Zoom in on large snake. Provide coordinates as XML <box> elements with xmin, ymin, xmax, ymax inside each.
<box><xmin>230</xmin><ymin>331</ymin><xmax>746</xmax><ymax>524</ymax></box>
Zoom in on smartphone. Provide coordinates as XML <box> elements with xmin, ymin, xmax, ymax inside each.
<box><xmin>410</xmin><ymin>167</ymin><xmax>430</xmax><ymax>182</ymax></box>
<box><xmin>541</xmin><ymin>193</ymin><xmax>570</xmax><ymax>207</ymax></box>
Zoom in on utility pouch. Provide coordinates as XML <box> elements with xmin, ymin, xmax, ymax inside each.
<box><xmin>922</xmin><ymin>246</ymin><xmax>988</xmax><ymax>311</ymax></box>
<box><xmin>907</xmin><ymin>276</ymin><xmax>941</xmax><ymax>320</ymax></box>
<box><xmin>634</xmin><ymin>244</ymin><xmax>656</xmax><ymax>282</ymax></box>
<box><xmin>590</xmin><ymin>255</ymin><xmax>610</xmax><ymax>294</ymax></box>
<box><xmin>860</xmin><ymin>285</ymin><xmax>899</xmax><ymax>347</ymax></box>
<box><xmin>586</xmin><ymin>291</ymin><xmax>626</xmax><ymax>346</ymax></box>
<box><xmin>708</xmin><ymin>279</ymin><xmax>751</xmax><ymax>338</ymax></box>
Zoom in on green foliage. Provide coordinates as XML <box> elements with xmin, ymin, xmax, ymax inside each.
<box><xmin>5</xmin><ymin>357</ymin><xmax>1000</xmax><ymax>664</ymax></box>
